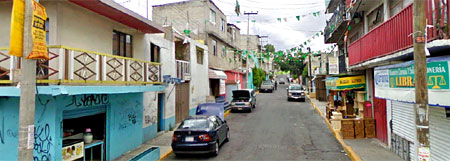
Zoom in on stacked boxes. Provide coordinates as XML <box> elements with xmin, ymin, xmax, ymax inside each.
<box><xmin>365</xmin><ymin>118</ymin><xmax>376</xmax><ymax>138</ymax></box>
<box><xmin>341</xmin><ymin>119</ymin><xmax>355</xmax><ymax>139</ymax></box>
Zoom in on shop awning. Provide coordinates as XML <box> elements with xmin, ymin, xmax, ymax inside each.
<box><xmin>209</xmin><ymin>69</ymin><xmax>227</xmax><ymax>79</ymax></box>
<box><xmin>326</xmin><ymin>75</ymin><xmax>365</xmax><ymax>91</ymax></box>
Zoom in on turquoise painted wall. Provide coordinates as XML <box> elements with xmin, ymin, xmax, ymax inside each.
<box><xmin>164</xmin><ymin>116</ymin><xmax>175</xmax><ymax>131</ymax></box>
<box><xmin>248</xmin><ymin>72</ymin><xmax>254</xmax><ymax>89</ymax></box>
<box><xmin>0</xmin><ymin>93</ymin><xmax>147</xmax><ymax>161</ymax></box>
<box><xmin>142</xmin><ymin>124</ymin><xmax>157</xmax><ymax>143</ymax></box>
<box><xmin>0</xmin><ymin>97</ymin><xmax>20</xmax><ymax>160</ymax></box>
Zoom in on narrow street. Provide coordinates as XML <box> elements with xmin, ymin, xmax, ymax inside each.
<box><xmin>165</xmin><ymin>84</ymin><xmax>349</xmax><ymax>160</ymax></box>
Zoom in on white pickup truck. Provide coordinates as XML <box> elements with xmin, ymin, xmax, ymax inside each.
<box><xmin>260</xmin><ymin>81</ymin><xmax>274</xmax><ymax>93</ymax></box>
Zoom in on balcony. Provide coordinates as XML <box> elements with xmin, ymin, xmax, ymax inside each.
<box><xmin>348</xmin><ymin>0</ymin><xmax>447</xmax><ymax>66</ymax></box>
<box><xmin>325</xmin><ymin>0</ymin><xmax>347</xmax><ymax>43</ymax></box>
<box><xmin>0</xmin><ymin>46</ymin><xmax>161</xmax><ymax>85</ymax></box>
<box><xmin>176</xmin><ymin>60</ymin><xmax>191</xmax><ymax>82</ymax></box>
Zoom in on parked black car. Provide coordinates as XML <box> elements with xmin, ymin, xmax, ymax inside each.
<box><xmin>172</xmin><ymin>115</ymin><xmax>229</xmax><ymax>156</ymax></box>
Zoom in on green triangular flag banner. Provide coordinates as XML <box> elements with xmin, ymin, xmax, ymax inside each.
<box><xmin>313</xmin><ymin>12</ymin><xmax>316</xmax><ymax>16</ymax></box>
<box><xmin>296</xmin><ymin>16</ymin><xmax>300</xmax><ymax>21</ymax></box>
<box><xmin>236</xmin><ymin>21</ymin><xmax>241</xmax><ymax>23</ymax></box>
<box><xmin>251</xmin><ymin>20</ymin><xmax>256</xmax><ymax>23</ymax></box>
<box><xmin>277</xmin><ymin>18</ymin><xmax>281</xmax><ymax>22</ymax></box>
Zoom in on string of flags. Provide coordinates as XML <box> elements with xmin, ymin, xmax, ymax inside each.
<box><xmin>235</xmin><ymin>10</ymin><xmax>324</xmax><ymax>24</ymax></box>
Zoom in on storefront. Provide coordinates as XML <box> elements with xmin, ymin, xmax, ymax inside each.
<box><xmin>325</xmin><ymin>75</ymin><xmax>366</xmax><ymax>118</ymax></box>
<box><xmin>208</xmin><ymin>69</ymin><xmax>227</xmax><ymax>100</ymax></box>
<box><xmin>0</xmin><ymin>86</ymin><xmax>167</xmax><ymax>161</ymax></box>
<box><xmin>225</xmin><ymin>70</ymin><xmax>244</xmax><ymax>103</ymax></box>
<box><xmin>374</xmin><ymin>56</ymin><xmax>450</xmax><ymax>160</ymax></box>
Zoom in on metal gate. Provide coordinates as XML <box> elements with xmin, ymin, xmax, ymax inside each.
<box><xmin>175</xmin><ymin>82</ymin><xmax>190</xmax><ymax>123</ymax></box>
<box><xmin>391</xmin><ymin>101</ymin><xmax>416</xmax><ymax>160</ymax></box>
<box><xmin>430</xmin><ymin>107</ymin><xmax>450</xmax><ymax>161</ymax></box>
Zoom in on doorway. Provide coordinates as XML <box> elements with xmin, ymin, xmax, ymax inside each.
<box><xmin>175</xmin><ymin>82</ymin><xmax>190</xmax><ymax>123</ymax></box>
<box><xmin>157</xmin><ymin>93</ymin><xmax>164</xmax><ymax>132</ymax></box>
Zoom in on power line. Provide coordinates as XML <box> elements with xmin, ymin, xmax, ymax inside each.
<box><xmin>214</xmin><ymin>0</ymin><xmax>324</xmax><ymax>10</ymax></box>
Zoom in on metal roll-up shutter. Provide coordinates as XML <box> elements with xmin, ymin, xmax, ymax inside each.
<box><xmin>392</xmin><ymin>101</ymin><xmax>416</xmax><ymax>141</ymax></box>
<box><xmin>430</xmin><ymin>107</ymin><xmax>450</xmax><ymax>161</ymax></box>
<box><xmin>391</xmin><ymin>101</ymin><xmax>416</xmax><ymax>160</ymax></box>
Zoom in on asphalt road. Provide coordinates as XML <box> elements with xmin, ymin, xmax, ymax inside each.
<box><xmin>165</xmin><ymin>84</ymin><xmax>349</xmax><ymax>160</ymax></box>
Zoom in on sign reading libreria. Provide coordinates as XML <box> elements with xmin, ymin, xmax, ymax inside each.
<box><xmin>388</xmin><ymin>61</ymin><xmax>449</xmax><ymax>89</ymax></box>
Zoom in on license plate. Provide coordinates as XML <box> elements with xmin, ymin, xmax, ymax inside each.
<box><xmin>238</xmin><ymin>108</ymin><xmax>242</xmax><ymax>110</ymax></box>
<box><xmin>185</xmin><ymin>136</ymin><xmax>194</xmax><ymax>142</ymax></box>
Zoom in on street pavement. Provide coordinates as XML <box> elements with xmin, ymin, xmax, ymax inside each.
<box><xmin>164</xmin><ymin>84</ymin><xmax>349</xmax><ymax>160</ymax></box>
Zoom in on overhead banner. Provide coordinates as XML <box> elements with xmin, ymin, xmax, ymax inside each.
<box><xmin>328</xmin><ymin>57</ymin><xmax>339</xmax><ymax>75</ymax></box>
<box><xmin>27</xmin><ymin>0</ymin><xmax>49</xmax><ymax>60</ymax></box>
<box><xmin>8</xmin><ymin>0</ymin><xmax>25</xmax><ymax>57</ymax></box>
<box><xmin>375</xmin><ymin>58</ymin><xmax>450</xmax><ymax>107</ymax></box>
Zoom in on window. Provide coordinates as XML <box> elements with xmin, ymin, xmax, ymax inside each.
<box><xmin>212</xmin><ymin>40</ymin><xmax>217</xmax><ymax>56</ymax></box>
<box><xmin>222</xmin><ymin>46</ymin><xmax>226</xmax><ymax>57</ymax></box>
<box><xmin>220</xmin><ymin>18</ymin><xmax>225</xmax><ymax>31</ymax></box>
<box><xmin>232</xmin><ymin>29</ymin><xmax>236</xmax><ymax>40</ymax></box>
<box><xmin>196</xmin><ymin>47</ymin><xmax>204</xmax><ymax>64</ymax></box>
<box><xmin>150</xmin><ymin>43</ymin><xmax>160</xmax><ymax>63</ymax></box>
<box><xmin>113</xmin><ymin>31</ymin><xmax>132</xmax><ymax>57</ymax></box>
<box><xmin>210</xmin><ymin>9</ymin><xmax>216</xmax><ymax>25</ymax></box>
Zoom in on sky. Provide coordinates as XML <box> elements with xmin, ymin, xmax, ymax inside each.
<box><xmin>114</xmin><ymin>0</ymin><xmax>334</xmax><ymax>52</ymax></box>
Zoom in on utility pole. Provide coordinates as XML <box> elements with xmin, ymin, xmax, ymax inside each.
<box><xmin>18</xmin><ymin>0</ymin><xmax>37</xmax><ymax>160</ymax></box>
<box><xmin>412</xmin><ymin>0</ymin><xmax>429</xmax><ymax>160</ymax></box>
<box><xmin>244</xmin><ymin>11</ymin><xmax>257</xmax><ymax>89</ymax></box>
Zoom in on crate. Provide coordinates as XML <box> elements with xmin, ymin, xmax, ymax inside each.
<box><xmin>364</xmin><ymin>118</ymin><xmax>376</xmax><ymax>138</ymax></box>
<box><xmin>331</xmin><ymin>119</ymin><xmax>342</xmax><ymax>131</ymax></box>
<box><xmin>341</xmin><ymin>119</ymin><xmax>355</xmax><ymax>139</ymax></box>
<box><xmin>354</xmin><ymin>119</ymin><xmax>365</xmax><ymax>138</ymax></box>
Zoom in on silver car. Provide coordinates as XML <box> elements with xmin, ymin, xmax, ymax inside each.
<box><xmin>287</xmin><ymin>85</ymin><xmax>306</xmax><ymax>102</ymax></box>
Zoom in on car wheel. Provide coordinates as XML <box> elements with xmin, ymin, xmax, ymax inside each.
<box><xmin>225</xmin><ymin>130</ymin><xmax>230</xmax><ymax>142</ymax></box>
<box><xmin>212</xmin><ymin>141</ymin><xmax>219</xmax><ymax>156</ymax></box>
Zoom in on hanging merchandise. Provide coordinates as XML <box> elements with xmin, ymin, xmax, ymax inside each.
<box><xmin>8</xmin><ymin>0</ymin><xmax>25</xmax><ymax>57</ymax></box>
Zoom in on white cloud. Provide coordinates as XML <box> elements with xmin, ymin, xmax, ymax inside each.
<box><xmin>115</xmin><ymin>0</ymin><xmax>335</xmax><ymax>52</ymax></box>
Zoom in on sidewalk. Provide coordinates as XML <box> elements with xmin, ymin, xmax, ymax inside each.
<box><xmin>309</xmin><ymin>98</ymin><xmax>402</xmax><ymax>161</ymax></box>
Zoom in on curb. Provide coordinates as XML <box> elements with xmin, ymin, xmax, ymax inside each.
<box><xmin>307</xmin><ymin>96</ymin><xmax>362</xmax><ymax>161</ymax></box>
<box><xmin>159</xmin><ymin>109</ymin><xmax>232</xmax><ymax>160</ymax></box>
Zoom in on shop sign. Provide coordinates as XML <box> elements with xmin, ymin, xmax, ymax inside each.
<box><xmin>220</xmin><ymin>79</ymin><xmax>226</xmax><ymax>95</ymax></box>
<box><xmin>336</xmin><ymin>75</ymin><xmax>365</xmax><ymax>87</ymax></box>
<box><xmin>418</xmin><ymin>147</ymin><xmax>430</xmax><ymax>161</ymax></box>
<box><xmin>374</xmin><ymin>69</ymin><xmax>389</xmax><ymax>88</ymax></box>
<box><xmin>328</xmin><ymin>57</ymin><xmax>339</xmax><ymax>75</ymax></box>
<box><xmin>389</xmin><ymin>62</ymin><xmax>449</xmax><ymax>89</ymax></box>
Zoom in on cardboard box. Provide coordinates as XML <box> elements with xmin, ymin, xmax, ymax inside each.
<box><xmin>354</xmin><ymin>119</ymin><xmax>365</xmax><ymax>139</ymax></box>
<box><xmin>341</xmin><ymin>119</ymin><xmax>355</xmax><ymax>139</ymax></box>
<box><xmin>330</xmin><ymin>119</ymin><xmax>341</xmax><ymax>131</ymax></box>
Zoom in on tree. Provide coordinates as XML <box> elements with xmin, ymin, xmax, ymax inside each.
<box><xmin>263</xmin><ymin>44</ymin><xmax>275</xmax><ymax>53</ymax></box>
<box><xmin>252</xmin><ymin>67</ymin><xmax>266</xmax><ymax>88</ymax></box>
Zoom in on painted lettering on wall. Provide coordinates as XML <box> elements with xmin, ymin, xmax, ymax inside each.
<box><xmin>65</xmin><ymin>94</ymin><xmax>109</xmax><ymax>108</ymax></box>
<box><xmin>388</xmin><ymin>61</ymin><xmax>449</xmax><ymax>89</ymax></box>
<box><xmin>34</xmin><ymin>124</ymin><xmax>52</xmax><ymax>161</ymax></box>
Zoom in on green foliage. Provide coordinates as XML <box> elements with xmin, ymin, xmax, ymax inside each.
<box><xmin>252</xmin><ymin>67</ymin><xmax>266</xmax><ymax>88</ymax></box>
<box><xmin>263</xmin><ymin>44</ymin><xmax>275</xmax><ymax>53</ymax></box>
<box><xmin>275</xmin><ymin>56</ymin><xmax>305</xmax><ymax>79</ymax></box>
<box><xmin>302</xmin><ymin>65</ymin><xmax>308</xmax><ymax>78</ymax></box>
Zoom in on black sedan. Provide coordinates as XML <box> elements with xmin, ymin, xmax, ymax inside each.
<box><xmin>172</xmin><ymin>115</ymin><xmax>230</xmax><ymax>156</ymax></box>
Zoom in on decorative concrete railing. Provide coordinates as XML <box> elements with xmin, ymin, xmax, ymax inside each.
<box><xmin>0</xmin><ymin>45</ymin><xmax>162</xmax><ymax>85</ymax></box>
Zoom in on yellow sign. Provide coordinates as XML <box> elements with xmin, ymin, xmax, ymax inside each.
<box><xmin>27</xmin><ymin>0</ymin><xmax>48</xmax><ymax>60</ymax></box>
<box><xmin>336</xmin><ymin>75</ymin><xmax>366</xmax><ymax>86</ymax></box>
<box><xmin>8</xmin><ymin>0</ymin><xmax>25</xmax><ymax>57</ymax></box>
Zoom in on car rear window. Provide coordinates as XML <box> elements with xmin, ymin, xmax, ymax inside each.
<box><xmin>263</xmin><ymin>81</ymin><xmax>272</xmax><ymax>85</ymax></box>
<box><xmin>179</xmin><ymin>119</ymin><xmax>209</xmax><ymax>129</ymax></box>
<box><xmin>289</xmin><ymin>86</ymin><xmax>302</xmax><ymax>90</ymax></box>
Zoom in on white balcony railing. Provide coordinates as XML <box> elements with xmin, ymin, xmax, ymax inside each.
<box><xmin>0</xmin><ymin>45</ymin><xmax>162</xmax><ymax>85</ymax></box>
<box><xmin>176</xmin><ymin>60</ymin><xmax>190</xmax><ymax>81</ymax></box>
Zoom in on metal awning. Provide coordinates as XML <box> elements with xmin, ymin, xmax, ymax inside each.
<box><xmin>209</xmin><ymin>69</ymin><xmax>227</xmax><ymax>79</ymax></box>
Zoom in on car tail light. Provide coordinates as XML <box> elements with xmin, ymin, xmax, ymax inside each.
<box><xmin>198</xmin><ymin>134</ymin><xmax>212</xmax><ymax>142</ymax></box>
<box><xmin>172</xmin><ymin>134</ymin><xmax>178</xmax><ymax>142</ymax></box>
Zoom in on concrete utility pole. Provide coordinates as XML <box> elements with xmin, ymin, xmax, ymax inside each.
<box><xmin>18</xmin><ymin>0</ymin><xmax>37</xmax><ymax>160</ymax></box>
<box><xmin>412</xmin><ymin>0</ymin><xmax>429</xmax><ymax>159</ymax></box>
<box><xmin>244</xmin><ymin>11</ymin><xmax>257</xmax><ymax>89</ymax></box>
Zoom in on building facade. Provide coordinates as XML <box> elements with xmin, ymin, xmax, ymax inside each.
<box><xmin>325</xmin><ymin>0</ymin><xmax>450</xmax><ymax>160</ymax></box>
<box><xmin>0</xmin><ymin>0</ymin><xmax>179</xmax><ymax>160</ymax></box>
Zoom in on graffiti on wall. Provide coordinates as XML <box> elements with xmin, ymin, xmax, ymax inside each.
<box><xmin>117</xmin><ymin>100</ymin><xmax>140</xmax><ymax>130</ymax></box>
<box><xmin>143</xmin><ymin>93</ymin><xmax>158</xmax><ymax>128</ymax></box>
<box><xmin>34</xmin><ymin>124</ymin><xmax>52</xmax><ymax>161</ymax></box>
<box><xmin>65</xmin><ymin>94</ymin><xmax>109</xmax><ymax>108</ymax></box>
